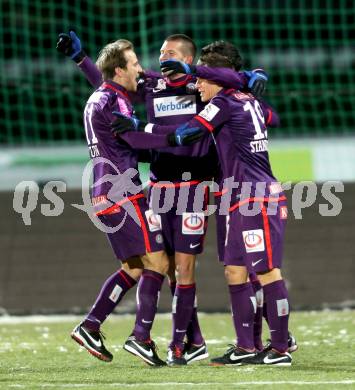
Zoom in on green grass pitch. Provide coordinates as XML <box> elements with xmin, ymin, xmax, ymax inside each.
<box><xmin>1</xmin><ymin>311</ymin><xmax>355</xmax><ymax>389</ymax></box>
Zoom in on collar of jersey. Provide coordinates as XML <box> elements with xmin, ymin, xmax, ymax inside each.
<box><xmin>101</xmin><ymin>80</ymin><xmax>129</xmax><ymax>99</ymax></box>
<box><xmin>165</xmin><ymin>74</ymin><xmax>193</xmax><ymax>87</ymax></box>
<box><xmin>221</xmin><ymin>88</ymin><xmax>238</xmax><ymax>96</ymax></box>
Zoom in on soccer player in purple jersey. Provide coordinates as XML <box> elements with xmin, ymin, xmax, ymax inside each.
<box><xmin>127</xmin><ymin>41</ymin><xmax>294</xmax><ymax>366</ymax></box>
<box><xmin>57</xmin><ymin>31</ymin><xmax>267</xmax><ymax>365</ymax></box>
<box><xmin>66</xmin><ymin>38</ymin><xmax>196</xmax><ymax>367</ymax></box>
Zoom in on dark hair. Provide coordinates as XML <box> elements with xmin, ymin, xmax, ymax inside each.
<box><xmin>199</xmin><ymin>40</ymin><xmax>243</xmax><ymax>71</ymax></box>
<box><xmin>165</xmin><ymin>34</ymin><xmax>197</xmax><ymax>58</ymax></box>
<box><xmin>96</xmin><ymin>39</ymin><xmax>134</xmax><ymax>80</ymax></box>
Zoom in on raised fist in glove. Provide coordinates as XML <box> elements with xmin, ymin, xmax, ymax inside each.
<box><xmin>56</xmin><ymin>30</ymin><xmax>85</xmax><ymax>63</ymax></box>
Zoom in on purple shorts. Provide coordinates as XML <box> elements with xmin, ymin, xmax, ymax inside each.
<box><xmin>222</xmin><ymin>196</ymin><xmax>288</xmax><ymax>273</ymax></box>
<box><xmin>148</xmin><ymin>181</ymin><xmax>209</xmax><ymax>255</ymax></box>
<box><xmin>97</xmin><ymin>195</ymin><xmax>165</xmax><ymax>261</ymax></box>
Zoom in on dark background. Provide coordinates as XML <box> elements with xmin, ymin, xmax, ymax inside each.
<box><xmin>1</xmin><ymin>184</ymin><xmax>354</xmax><ymax>314</ymax></box>
<box><xmin>1</xmin><ymin>0</ymin><xmax>354</xmax><ymax>144</ymax></box>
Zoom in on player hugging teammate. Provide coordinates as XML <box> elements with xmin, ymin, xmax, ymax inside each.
<box><xmin>57</xmin><ymin>30</ymin><xmax>297</xmax><ymax>367</ymax></box>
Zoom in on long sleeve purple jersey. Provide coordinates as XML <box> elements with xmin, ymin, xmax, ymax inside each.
<box><xmin>78</xmin><ymin>56</ymin><xmax>250</xmax><ymax>182</ymax></box>
<box><xmin>83</xmin><ymin>80</ymin><xmax>169</xmax><ymax>198</ymax></box>
<box><xmin>150</xmin><ymin>89</ymin><xmax>282</xmax><ymax>199</ymax></box>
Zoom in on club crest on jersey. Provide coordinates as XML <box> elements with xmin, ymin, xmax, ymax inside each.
<box><xmin>242</xmin><ymin>229</ymin><xmax>265</xmax><ymax>253</ymax></box>
<box><xmin>152</xmin><ymin>78</ymin><xmax>167</xmax><ymax>93</ymax></box>
<box><xmin>145</xmin><ymin>209</ymin><xmax>162</xmax><ymax>232</ymax></box>
<box><xmin>153</xmin><ymin>95</ymin><xmax>196</xmax><ymax>117</ymax></box>
<box><xmin>182</xmin><ymin>212</ymin><xmax>205</xmax><ymax>235</ymax></box>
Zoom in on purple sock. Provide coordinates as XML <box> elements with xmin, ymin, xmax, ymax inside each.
<box><xmin>263</xmin><ymin>302</ymin><xmax>269</xmax><ymax>324</ymax></box>
<box><xmin>229</xmin><ymin>282</ymin><xmax>256</xmax><ymax>351</ymax></box>
<box><xmin>185</xmin><ymin>299</ymin><xmax>204</xmax><ymax>346</ymax></box>
<box><xmin>83</xmin><ymin>269</ymin><xmax>137</xmax><ymax>331</ymax></box>
<box><xmin>263</xmin><ymin>279</ymin><xmax>290</xmax><ymax>353</ymax></box>
<box><xmin>171</xmin><ymin>284</ymin><xmax>196</xmax><ymax>350</ymax></box>
<box><xmin>250</xmin><ymin>278</ymin><xmax>264</xmax><ymax>351</ymax></box>
<box><xmin>133</xmin><ymin>269</ymin><xmax>164</xmax><ymax>341</ymax></box>
<box><xmin>170</xmin><ymin>281</ymin><xmax>204</xmax><ymax>346</ymax></box>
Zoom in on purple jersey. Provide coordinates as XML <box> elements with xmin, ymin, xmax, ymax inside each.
<box><xmin>150</xmin><ymin>89</ymin><xmax>281</xmax><ymax>196</ymax></box>
<box><xmin>183</xmin><ymin>90</ymin><xmax>281</xmax><ymax>198</ymax></box>
<box><xmin>83</xmin><ymin>80</ymin><xmax>169</xmax><ymax>199</ymax></box>
<box><xmin>140</xmin><ymin>73</ymin><xmax>215</xmax><ymax>181</ymax></box>
<box><xmin>78</xmin><ymin>57</ymin><xmax>250</xmax><ymax>182</ymax></box>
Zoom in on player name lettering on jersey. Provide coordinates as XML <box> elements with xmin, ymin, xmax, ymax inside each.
<box><xmin>153</xmin><ymin>95</ymin><xmax>196</xmax><ymax>117</ymax></box>
<box><xmin>250</xmin><ymin>139</ymin><xmax>268</xmax><ymax>153</ymax></box>
<box><xmin>233</xmin><ymin>91</ymin><xmax>253</xmax><ymax>100</ymax></box>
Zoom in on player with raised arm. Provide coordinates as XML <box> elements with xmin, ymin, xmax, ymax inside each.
<box><xmin>118</xmin><ymin>41</ymin><xmax>293</xmax><ymax>366</ymax></box>
<box><xmin>194</xmin><ymin>44</ymin><xmax>292</xmax><ymax>365</ymax></box>
<box><xmin>68</xmin><ymin>39</ymin><xmax>199</xmax><ymax>366</ymax></box>
<box><xmin>57</xmin><ymin>31</ymin><xmax>268</xmax><ymax>365</ymax></box>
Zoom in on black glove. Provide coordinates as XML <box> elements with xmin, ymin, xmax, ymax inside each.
<box><xmin>56</xmin><ymin>30</ymin><xmax>86</xmax><ymax>63</ymax></box>
<box><xmin>111</xmin><ymin>112</ymin><xmax>146</xmax><ymax>137</ymax></box>
<box><xmin>160</xmin><ymin>59</ymin><xmax>196</xmax><ymax>77</ymax></box>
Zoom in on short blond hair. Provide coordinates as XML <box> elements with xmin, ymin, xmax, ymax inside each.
<box><xmin>96</xmin><ymin>39</ymin><xmax>134</xmax><ymax>80</ymax></box>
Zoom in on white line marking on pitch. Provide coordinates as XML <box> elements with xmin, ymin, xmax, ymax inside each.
<box><xmin>8</xmin><ymin>380</ymin><xmax>355</xmax><ymax>388</ymax></box>
<box><xmin>0</xmin><ymin>313</ymin><xmax>175</xmax><ymax>325</ymax></box>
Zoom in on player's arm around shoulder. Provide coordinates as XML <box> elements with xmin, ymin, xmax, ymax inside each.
<box><xmin>195</xmin><ymin>65</ymin><xmax>247</xmax><ymax>90</ymax></box>
<box><xmin>109</xmin><ymin>110</ymin><xmax>173</xmax><ymax>150</ymax></box>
